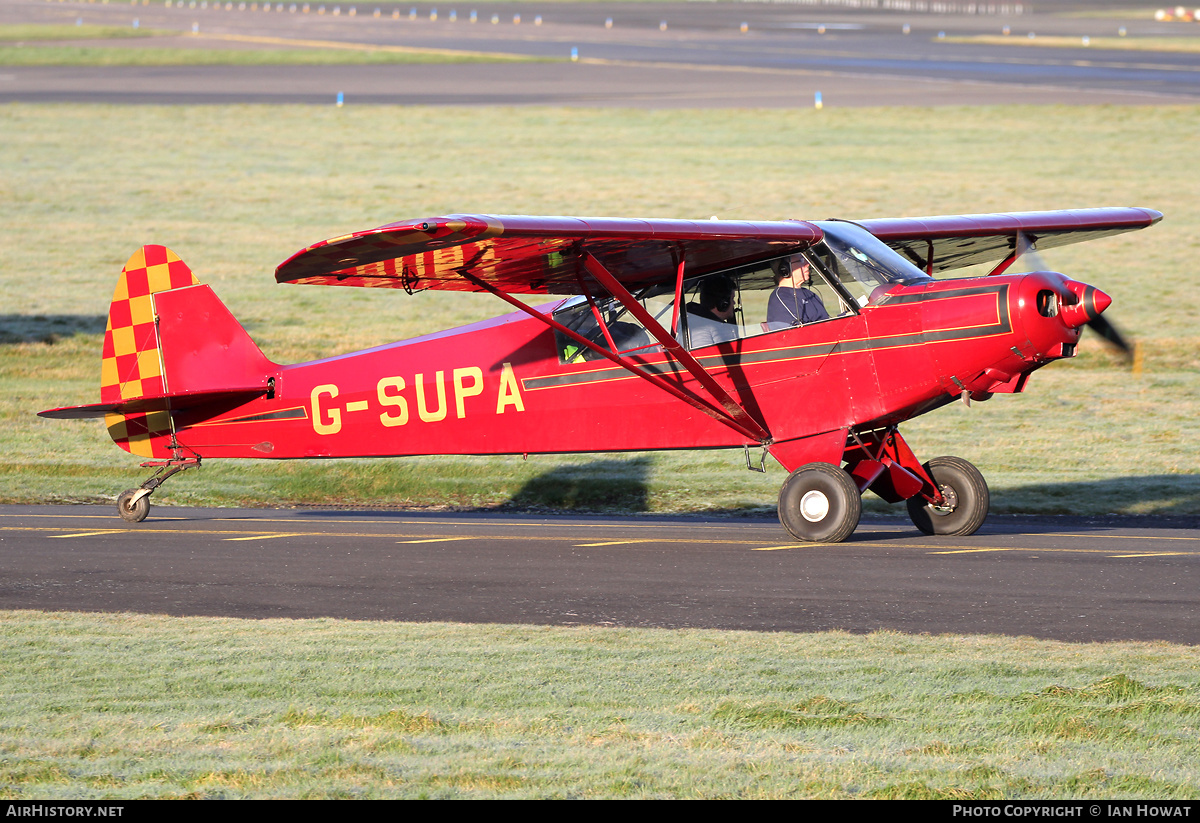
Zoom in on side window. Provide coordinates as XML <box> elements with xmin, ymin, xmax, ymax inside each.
<box><xmin>759</xmin><ymin>254</ymin><xmax>848</xmax><ymax>331</ymax></box>
<box><xmin>681</xmin><ymin>254</ymin><xmax>852</xmax><ymax>350</ymax></box>
<box><xmin>553</xmin><ymin>294</ymin><xmax>674</xmax><ymax>364</ymax></box>
<box><xmin>681</xmin><ymin>274</ymin><xmax>740</xmax><ymax>349</ymax></box>
<box><xmin>552</xmin><ymin>251</ymin><xmax>861</xmax><ymax>363</ymax></box>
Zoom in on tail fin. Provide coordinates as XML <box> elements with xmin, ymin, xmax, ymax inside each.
<box><xmin>100</xmin><ymin>245</ymin><xmax>197</xmax><ymax>406</ymax></box>
<box><xmin>99</xmin><ymin>245</ymin><xmax>275</xmax><ymax>458</ymax></box>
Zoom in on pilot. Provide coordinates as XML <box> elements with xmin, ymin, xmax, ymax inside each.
<box><xmin>685</xmin><ymin>275</ymin><xmax>739</xmax><ymax>348</ymax></box>
<box><xmin>767</xmin><ymin>255</ymin><xmax>829</xmax><ymax>327</ymax></box>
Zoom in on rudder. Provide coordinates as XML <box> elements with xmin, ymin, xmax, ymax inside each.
<box><xmin>100</xmin><ymin>245</ymin><xmax>274</xmax><ymax>458</ymax></box>
<box><xmin>102</xmin><ymin>246</ymin><xmax>199</xmax><ymax>457</ymax></box>
<box><xmin>101</xmin><ymin>245</ymin><xmax>198</xmax><ymax>404</ymax></box>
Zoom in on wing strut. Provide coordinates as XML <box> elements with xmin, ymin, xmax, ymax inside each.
<box><xmin>581</xmin><ymin>253</ymin><xmax>771</xmax><ymax>441</ymax></box>
<box><xmin>670</xmin><ymin>258</ymin><xmax>685</xmax><ymax>336</ymax></box>
<box><xmin>985</xmin><ymin>231</ymin><xmax>1034</xmax><ymax>277</ymax></box>
<box><xmin>456</xmin><ymin>267</ymin><xmax>771</xmax><ymax>443</ymax></box>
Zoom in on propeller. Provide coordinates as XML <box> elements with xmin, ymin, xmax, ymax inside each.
<box><xmin>1014</xmin><ymin>232</ymin><xmax>1135</xmax><ymax>365</ymax></box>
<box><xmin>1085</xmin><ymin>314</ymin><xmax>1133</xmax><ymax>362</ymax></box>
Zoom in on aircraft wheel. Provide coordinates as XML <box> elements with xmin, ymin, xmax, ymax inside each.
<box><xmin>117</xmin><ymin>489</ymin><xmax>149</xmax><ymax>523</ymax></box>
<box><xmin>778</xmin><ymin>462</ymin><xmax>862</xmax><ymax>543</ymax></box>
<box><xmin>906</xmin><ymin>456</ymin><xmax>989</xmax><ymax>536</ymax></box>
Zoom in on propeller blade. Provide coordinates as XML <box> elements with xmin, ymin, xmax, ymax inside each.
<box><xmin>1086</xmin><ymin>315</ymin><xmax>1133</xmax><ymax>362</ymax></box>
<box><xmin>1014</xmin><ymin>233</ymin><xmax>1135</xmax><ymax>366</ymax></box>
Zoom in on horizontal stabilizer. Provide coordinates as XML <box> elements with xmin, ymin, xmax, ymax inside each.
<box><xmin>39</xmin><ymin>387</ymin><xmax>267</xmax><ymax>420</ymax></box>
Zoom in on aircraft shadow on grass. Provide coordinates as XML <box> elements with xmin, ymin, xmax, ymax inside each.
<box><xmin>294</xmin><ymin>456</ymin><xmax>656</xmax><ymax>518</ymax></box>
<box><xmin>981</xmin><ymin>475</ymin><xmax>1200</xmax><ymax>525</ymax></box>
<box><xmin>0</xmin><ymin>314</ymin><xmax>107</xmax><ymax>344</ymax></box>
<box><xmin>297</xmin><ymin>464</ymin><xmax>1200</xmax><ymax>534</ymax></box>
<box><xmin>504</xmin><ymin>456</ymin><xmax>653</xmax><ymax>513</ymax></box>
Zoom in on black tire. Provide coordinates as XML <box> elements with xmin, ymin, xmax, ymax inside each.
<box><xmin>906</xmin><ymin>456</ymin><xmax>989</xmax><ymax>536</ymax></box>
<box><xmin>778</xmin><ymin>462</ymin><xmax>862</xmax><ymax>543</ymax></box>
<box><xmin>117</xmin><ymin>489</ymin><xmax>150</xmax><ymax>523</ymax></box>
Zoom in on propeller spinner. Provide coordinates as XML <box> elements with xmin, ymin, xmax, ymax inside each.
<box><xmin>1016</xmin><ymin>232</ymin><xmax>1134</xmax><ymax>363</ymax></box>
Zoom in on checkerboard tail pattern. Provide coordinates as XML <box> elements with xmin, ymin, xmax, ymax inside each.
<box><xmin>102</xmin><ymin>246</ymin><xmax>199</xmax><ymax>458</ymax></box>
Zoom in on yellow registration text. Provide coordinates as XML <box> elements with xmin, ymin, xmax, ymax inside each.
<box><xmin>310</xmin><ymin>363</ymin><xmax>524</xmax><ymax>435</ymax></box>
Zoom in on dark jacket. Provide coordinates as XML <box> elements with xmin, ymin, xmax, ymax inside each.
<box><xmin>766</xmin><ymin>286</ymin><xmax>828</xmax><ymax>326</ymax></box>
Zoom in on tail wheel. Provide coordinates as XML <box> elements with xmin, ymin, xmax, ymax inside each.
<box><xmin>906</xmin><ymin>456</ymin><xmax>989</xmax><ymax>536</ymax></box>
<box><xmin>778</xmin><ymin>462</ymin><xmax>862</xmax><ymax>543</ymax></box>
<box><xmin>117</xmin><ymin>489</ymin><xmax>150</xmax><ymax>523</ymax></box>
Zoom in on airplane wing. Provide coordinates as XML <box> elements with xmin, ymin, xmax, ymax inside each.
<box><xmin>857</xmin><ymin>207</ymin><xmax>1163</xmax><ymax>274</ymax></box>
<box><xmin>275</xmin><ymin>214</ymin><xmax>823</xmax><ymax>294</ymax></box>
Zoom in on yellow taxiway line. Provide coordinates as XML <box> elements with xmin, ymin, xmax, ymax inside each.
<box><xmin>4</xmin><ymin>524</ymin><xmax>1198</xmax><ymax>558</ymax></box>
<box><xmin>396</xmin><ymin>537</ymin><xmax>475</xmax><ymax>544</ymax></box>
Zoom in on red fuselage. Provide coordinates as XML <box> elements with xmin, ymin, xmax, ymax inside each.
<box><xmin>166</xmin><ymin>270</ymin><xmax>1085</xmax><ymax>471</ymax></box>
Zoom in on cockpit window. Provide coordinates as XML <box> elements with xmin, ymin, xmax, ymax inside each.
<box><xmin>550</xmin><ymin>224</ymin><xmax>929</xmax><ymax>362</ymax></box>
<box><xmin>698</xmin><ymin>252</ymin><xmax>852</xmax><ymax>347</ymax></box>
<box><xmin>813</xmin><ymin>221</ymin><xmax>932</xmax><ymax>307</ymax></box>
<box><xmin>551</xmin><ymin>252</ymin><xmax>857</xmax><ymax>362</ymax></box>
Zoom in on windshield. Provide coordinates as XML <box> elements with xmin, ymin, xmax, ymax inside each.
<box><xmin>813</xmin><ymin>221</ymin><xmax>931</xmax><ymax>306</ymax></box>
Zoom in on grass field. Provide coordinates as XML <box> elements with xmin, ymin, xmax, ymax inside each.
<box><xmin>0</xmin><ymin>24</ymin><xmax>170</xmax><ymax>41</ymax></box>
<box><xmin>2</xmin><ymin>611</ymin><xmax>1198</xmax><ymax>799</ymax></box>
<box><xmin>1</xmin><ymin>103</ymin><xmax>1197</xmax><ymax>516</ymax></box>
<box><xmin>2</xmin><ymin>102</ymin><xmax>1199</xmax><ymax>799</ymax></box>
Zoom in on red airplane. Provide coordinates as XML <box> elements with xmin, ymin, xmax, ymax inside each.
<box><xmin>40</xmin><ymin>207</ymin><xmax>1160</xmax><ymax>542</ymax></box>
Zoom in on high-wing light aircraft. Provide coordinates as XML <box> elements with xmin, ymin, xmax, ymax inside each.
<box><xmin>40</xmin><ymin>207</ymin><xmax>1160</xmax><ymax>542</ymax></box>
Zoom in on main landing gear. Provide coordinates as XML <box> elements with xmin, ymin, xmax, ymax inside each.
<box><xmin>775</xmin><ymin>429</ymin><xmax>989</xmax><ymax>543</ymax></box>
<box><xmin>778</xmin><ymin>462</ymin><xmax>862</xmax><ymax>544</ymax></box>
<box><xmin>905</xmin><ymin>456</ymin><xmax>989</xmax><ymax>537</ymax></box>
<box><xmin>115</xmin><ymin>457</ymin><xmax>200</xmax><ymax>523</ymax></box>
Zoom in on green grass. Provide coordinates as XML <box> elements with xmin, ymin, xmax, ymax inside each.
<box><xmin>2</xmin><ymin>103</ymin><xmax>1198</xmax><ymax>515</ymax></box>
<box><xmin>0</xmin><ymin>44</ymin><xmax>543</xmax><ymax>65</ymax></box>
<box><xmin>0</xmin><ymin>24</ymin><xmax>173</xmax><ymax>41</ymax></box>
<box><xmin>2</xmin><ymin>103</ymin><xmax>1198</xmax><ymax>800</ymax></box>
<box><xmin>2</xmin><ymin>611</ymin><xmax>1198</xmax><ymax>798</ymax></box>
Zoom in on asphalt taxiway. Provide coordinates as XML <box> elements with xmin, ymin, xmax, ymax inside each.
<box><xmin>2</xmin><ymin>505</ymin><xmax>1197</xmax><ymax>642</ymax></box>
<box><xmin>5</xmin><ymin>2</ymin><xmax>1198</xmax><ymax>641</ymax></box>
<box><xmin>4</xmin><ymin>0</ymin><xmax>1199</xmax><ymax>105</ymax></box>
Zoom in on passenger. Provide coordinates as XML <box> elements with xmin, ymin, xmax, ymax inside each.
<box><xmin>767</xmin><ymin>255</ymin><xmax>829</xmax><ymax>327</ymax></box>
<box><xmin>686</xmin><ymin>275</ymin><xmax>739</xmax><ymax>348</ymax></box>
